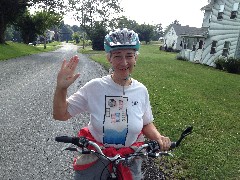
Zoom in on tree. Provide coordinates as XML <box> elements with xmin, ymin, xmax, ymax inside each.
<box><xmin>71</xmin><ymin>25</ymin><xmax>81</xmax><ymax>33</ymax></box>
<box><xmin>29</xmin><ymin>0</ymin><xmax>66</xmax><ymax>14</ymax></box>
<box><xmin>0</xmin><ymin>0</ymin><xmax>28</xmax><ymax>44</ymax></box>
<box><xmin>34</xmin><ymin>11</ymin><xmax>62</xmax><ymax>48</ymax></box>
<box><xmin>113</xmin><ymin>16</ymin><xmax>138</xmax><ymax>31</ymax></box>
<box><xmin>172</xmin><ymin>19</ymin><xmax>181</xmax><ymax>25</ymax></box>
<box><xmin>136</xmin><ymin>24</ymin><xmax>154</xmax><ymax>44</ymax></box>
<box><xmin>91</xmin><ymin>22</ymin><xmax>107</xmax><ymax>50</ymax></box>
<box><xmin>72</xmin><ymin>32</ymin><xmax>80</xmax><ymax>43</ymax></box>
<box><xmin>14</xmin><ymin>10</ymin><xmax>62</xmax><ymax>45</ymax></box>
<box><xmin>58</xmin><ymin>22</ymin><xmax>73</xmax><ymax>42</ymax></box>
<box><xmin>0</xmin><ymin>0</ymin><xmax>66</xmax><ymax>44</ymax></box>
<box><xmin>14</xmin><ymin>10</ymin><xmax>38</xmax><ymax>44</ymax></box>
<box><xmin>5</xmin><ymin>25</ymin><xmax>14</xmax><ymax>41</ymax></box>
<box><xmin>152</xmin><ymin>23</ymin><xmax>163</xmax><ymax>41</ymax></box>
<box><xmin>68</xmin><ymin>0</ymin><xmax>122</xmax><ymax>49</ymax></box>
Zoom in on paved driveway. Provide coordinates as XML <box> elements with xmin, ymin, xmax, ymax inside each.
<box><xmin>0</xmin><ymin>44</ymin><xmax>107</xmax><ymax>180</ymax></box>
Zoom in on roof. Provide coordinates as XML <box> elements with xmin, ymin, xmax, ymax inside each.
<box><xmin>166</xmin><ymin>24</ymin><xmax>208</xmax><ymax>38</ymax></box>
<box><xmin>201</xmin><ymin>3</ymin><xmax>213</xmax><ymax>11</ymax></box>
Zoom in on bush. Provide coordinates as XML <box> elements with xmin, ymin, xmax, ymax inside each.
<box><xmin>215</xmin><ymin>57</ymin><xmax>240</xmax><ymax>74</ymax></box>
<box><xmin>215</xmin><ymin>58</ymin><xmax>226</xmax><ymax>70</ymax></box>
<box><xmin>166</xmin><ymin>47</ymin><xmax>173</xmax><ymax>52</ymax></box>
<box><xmin>176</xmin><ymin>54</ymin><xmax>187</xmax><ymax>61</ymax></box>
<box><xmin>224</xmin><ymin>57</ymin><xmax>240</xmax><ymax>74</ymax></box>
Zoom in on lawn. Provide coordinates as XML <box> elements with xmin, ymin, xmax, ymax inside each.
<box><xmin>82</xmin><ymin>45</ymin><xmax>240</xmax><ymax>180</ymax></box>
<box><xmin>0</xmin><ymin>41</ymin><xmax>61</xmax><ymax>61</ymax></box>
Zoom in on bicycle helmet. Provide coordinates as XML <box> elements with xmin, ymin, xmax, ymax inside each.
<box><xmin>104</xmin><ymin>28</ymin><xmax>140</xmax><ymax>53</ymax></box>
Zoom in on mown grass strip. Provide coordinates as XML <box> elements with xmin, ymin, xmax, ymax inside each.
<box><xmin>84</xmin><ymin>44</ymin><xmax>240</xmax><ymax>180</ymax></box>
<box><xmin>0</xmin><ymin>41</ymin><xmax>61</xmax><ymax>61</ymax></box>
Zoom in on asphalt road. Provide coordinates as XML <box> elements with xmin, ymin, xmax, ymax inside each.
<box><xmin>0</xmin><ymin>44</ymin><xmax>107</xmax><ymax>180</ymax></box>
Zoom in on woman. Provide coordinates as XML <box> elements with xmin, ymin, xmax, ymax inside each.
<box><xmin>53</xmin><ymin>28</ymin><xmax>171</xmax><ymax>180</ymax></box>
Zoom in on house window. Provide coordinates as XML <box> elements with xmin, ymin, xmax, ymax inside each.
<box><xmin>222</xmin><ymin>41</ymin><xmax>230</xmax><ymax>57</ymax></box>
<box><xmin>230</xmin><ymin>3</ymin><xmax>239</xmax><ymax>19</ymax></box>
<box><xmin>198</xmin><ymin>40</ymin><xmax>203</xmax><ymax>49</ymax></box>
<box><xmin>209</xmin><ymin>12</ymin><xmax>213</xmax><ymax>23</ymax></box>
<box><xmin>180</xmin><ymin>41</ymin><xmax>183</xmax><ymax>47</ymax></box>
<box><xmin>217</xmin><ymin>5</ymin><xmax>225</xmax><ymax>20</ymax></box>
<box><xmin>184</xmin><ymin>43</ymin><xmax>187</xmax><ymax>49</ymax></box>
<box><xmin>210</xmin><ymin>41</ymin><xmax>217</xmax><ymax>54</ymax></box>
<box><xmin>192</xmin><ymin>44</ymin><xmax>196</xmax><ymax>51</ymax></box>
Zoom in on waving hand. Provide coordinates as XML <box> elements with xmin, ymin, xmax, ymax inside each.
<box><xmin>57</xmin><ymin>55</ymin><xmax>80</xmax><ymax>89</ymax></box>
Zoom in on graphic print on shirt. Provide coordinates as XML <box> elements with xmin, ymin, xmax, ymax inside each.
<box><xmin>103</xmin><ymin>96</ymin><xmax>128</xmax><ymax>146</ymax></box>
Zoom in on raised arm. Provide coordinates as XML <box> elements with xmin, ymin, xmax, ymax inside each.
<box><xmin>53</xmin><ymin>56</ymin><xmax>80</xmax><ymax>121</ymax></box>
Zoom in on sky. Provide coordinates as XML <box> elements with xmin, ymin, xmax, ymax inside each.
<box><xmin>63</xmin><ymin>0</ymin><xmax>209</xmax><ymax>29</ymax></box>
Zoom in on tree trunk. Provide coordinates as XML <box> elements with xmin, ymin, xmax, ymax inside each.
<box><xmin>82</xmin><ymin>32</ymin><xmax>85</xmax><ymax>49</ymax></box>
<box><xmin>44</xmin><ymin>35</ymin><xmax>46</xmax><ymax>49</ymax></box>
<box><xmin>0</xmin><ymin>13</ymin><xmax>6</xmax><ymax>44</ymax></box>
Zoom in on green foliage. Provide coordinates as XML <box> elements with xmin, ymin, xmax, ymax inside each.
<box><xmin>113</xmin><ymin>16</ymin><xmax>139</xmax><ymax>30</ymax></box>
<box><xmin>29</xmin><ymin>0</ymin><xmax>66</xmax><ymax>15</ymax></box>
<box><xmin>152</xmin><ymin>23</ymin><xmax>164</xmax><ymax>41</ymax></box>
<box><xmin>112</xmin><ymin>16</ymin><xmax>163</xmax><ymax>42</ymax></box>
<box><xmin>176</xmin><ymin>54</ymin><xmax>187</xmax><ymax>61</ymax></box>
<box><xmin>72</xmin><ymin>32</ymin><xmax>80</xmax><ymax>43</ymax></box>
<box><xmin>58</xmin><ymin>23</ymin><xmax>74</xmax><ymax>42</ymax></box>
<box><xmin>215</xmin><ymin>57</ymin><xmax>240</xmax><ymax>74</ymax></box>
<box><xmin>0</xmin><ymin>0</ymin><xmax>28</xmax><ymax>43</ymax></box>
<box><xmin>69</xmin><ymin>0</ymin><xmax>122</xmax><ymax>42</ymax></box>
<box><xmin>33</xmin><ymin>11</ymin><xmax>62</xmax><ymax>35</ymax></box>
<box><xmin>14</xmin><ymin>10</ymin><xmax>38</xmax><ymax>44</ymax></box>
<box><xmin>136</xmin><ymin>24</ymin><xmax>154</xmax><ymax>44</ymax></box>
<box><xmin>91</xmin><ymin>22</ymin><xmax>107</xmax><ymax>51</ymax></box>
<box><xmin>0</xmin><ymin>0</ymin><xmax>66</xmax><ymax>44</ymax></box>
<box><xmin>215</xmin><ymin>57</ymin><xmax>225</xmax><ymax>70</ymax></box>
<box><xmin>88</xmin><ymin>44</ymin><xmax>240</xmax><ymax>179</ymax></box>
<box><xmin>5</xmin><ymin>25</ymin><xmax>15</xmax><ymax>41</ymax></box>
<box><xmin>13</xmin><ymin>10</ymin><xmax>62</xmax><ymax>44</ymax></box>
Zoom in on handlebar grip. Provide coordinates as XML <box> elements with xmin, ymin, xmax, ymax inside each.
<box><xmin>170</xmin><ymin>142</ymin><xmax>176</xmax><ymax>149</ymax></box>
<box><xmin>55</xmin><ymin>136</ymin><xmax>74</xmax><ymax>143</ymax></box>
<box><xmin>55</xmin><ymin>136</ymin><xmax>80</xmax><ymax>146</ymax></box>
<box><xmin>148</xmin><ymin>141</ymin><xmax>177</xmax><ymax>152</ymax></box>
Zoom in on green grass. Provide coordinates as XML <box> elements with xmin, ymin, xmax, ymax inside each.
<box><xmin>0</xmin><ymin>41</ymin><xmax>61</xmax><ymax>61</ymax></box>
<box><xmin>83</xmin><ymin>45</ymin><xmax>240</xmax><ymax>180</ymax></box>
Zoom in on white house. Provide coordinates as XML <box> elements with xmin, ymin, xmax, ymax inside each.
<box><xmin>163</xmin><ymin>24</ymin><xmax>206</xmax><ymax>51</ymax></box>
<box><xmin>179</xmin><ymin>0</ymin><xmax>240</xmax><ymax>66</ymax></box>
<box><xmin>46</xmin><ymin>30</ymin><xmax>55</xmax><ymax>42</ymax></box>
<box><xmin>37</xmin><ymin>30</ymin><xmax>55</xmax><ymax>43</ymax></box>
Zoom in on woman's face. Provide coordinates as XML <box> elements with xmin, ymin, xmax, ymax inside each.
<box><xmin>108</xmin><ymin>49</ymin><xmax>137</xmax><ymax>80</ymax></box>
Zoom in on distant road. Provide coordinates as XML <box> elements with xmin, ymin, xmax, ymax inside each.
<box><xmin>0</xmin><ymin>44</ymin><xmax>107</xmax><ymax>180</ymax></box>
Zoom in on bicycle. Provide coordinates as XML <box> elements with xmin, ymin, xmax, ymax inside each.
<box><xmin>55</xmin><ymin>126</ymin><xmax>193</xmax><ymax>180</ymax></box>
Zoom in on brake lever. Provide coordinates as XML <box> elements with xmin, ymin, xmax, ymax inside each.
<box><xmin>175</xmin><ymin>126</ymin><xmax>193</xmax><ymax>147</ymax></box>
<box><xmin>61</xmin><ymin>145</ymin><xmax>77</xmax><ymax>151</ymax></box>
<box><xmin>181</xmin><ymin>126</ymin><xmax>193</xmax><ymax>137</ymax></box>
<box><xmin>149</xmin><ymin>151</ymin><xmax>174</xmax><ymax>158</ymax></box>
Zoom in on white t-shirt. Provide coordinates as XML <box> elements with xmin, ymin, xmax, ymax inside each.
<box><xmin>67</xmin><ymin>75</ymin><xmax>153</xmax><ymax>148</ymax></box>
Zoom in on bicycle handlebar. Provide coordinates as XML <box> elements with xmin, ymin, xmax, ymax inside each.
<box><xmin>55</xmin><ymin>126</ymin><xmax>193</xmax><ymax>157</ymax></box>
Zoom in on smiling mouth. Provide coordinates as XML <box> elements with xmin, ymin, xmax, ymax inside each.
<box><xmin>120</xmin><ymin>67</ymin><xmax>129</xmax><ymax>71</ymax></box>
